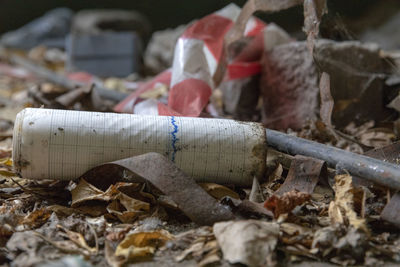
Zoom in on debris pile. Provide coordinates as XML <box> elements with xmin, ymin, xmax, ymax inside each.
<box><xmin>1</xmin><ymin>0</ymin><xmax>400</xmax><ymax>266</ymax></box>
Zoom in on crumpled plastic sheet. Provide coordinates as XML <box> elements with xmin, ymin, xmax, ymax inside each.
<box><xmin>115</xmin><ymin>3</ymin><xmax>266</xmax><ymax>116</ymax></box>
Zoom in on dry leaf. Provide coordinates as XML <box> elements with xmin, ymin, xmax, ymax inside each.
<box><xmin>106</xmin><ymin>200</ymin><xmax>146</xmax><ymax>224</ymax></box>
<box><xmin>213</xmin><ymin>220</ymin><xmax>279</xmax><ymax>267</ymax></box>
<box><xmin>105</xmin><ymin>240</ymin><xmax>126</xmax><ymax>267</ymax></box>
<box><xmin>175</xmin><ymin>229</ymin><xmax>218</xmax><ymax>264</ymax></box>
<box><xmin>57</xmin><ymin>225</ymin><xmax>98</xmax><ymax>255</ymax></box>
<box><xmin>274</xmin><ymin>155</ymin><xmax>325</xmax><ymax>196</ymax></box>
<box><xmin>319</xmin><ymin>72</ymin><xmax>333</xmax><ymax>128</ymax></box>
<box><xmin>21</xmin><ymin>208</ymin><xmax>51</xmax><ymax>229</ymax></box>
<box><xmin>71</xmin><ymin>179</ymin><xmax>109</xmax><ymax>207</ymax></box>
<box><xmin>303</xmin><ymin>0</ymin><xmax>327</xmax><ymax>54</ymax></box>
<box><xmin>71</xmin><ymin>179</ymin><xmax>151</xmax><ymax>222</ymax></box>
<box><xmin>34</xmin><ymin>231</ymin><xmax>92</xmax><ymax>257</ymax></box>
<box><xmin>197</xmin><ymin>250</ymin><xmax>220</xmax><ymax>267</ymax></box>
<box><xmin>328</xmin><ymin>201</ymin><xmax>344</xmax><ymax>225</ymax></box>
<box><xmin>199</xmin><ymin>183</ymin><xmax>239</xmax><ymax>200</ymax></box>
<box><xmin>280</xmin><ymin>222</ymin><xmax>312</xmax><ymax>236</ymax></box>
<box><xmin>115</xmin><ymin>230</ymin><xmax>173</xmax><ymax>262</ymax></box>
<box><xmin>119</xmin><ymin>192</ymin><xmax>150</xmax><ymax>212</ymax></box>
<box><xmin>0</xmin><ymin>148</ymin><xmax>12</xmax><ymax>159</ymax></box>
<box><xmin>359</xmin><ymin>128</ymin><xmax>395</xmax><ymax>148</ymax></box>
<box><xmin>47</xmin><ymin>205</ymin><xmax>82</xmax><ymax>216</ymax></box>
<box><xmin>106</xmin><ymin>190</ymin><xmax>151</xmax><ymax>223</ymax></box>
<box><xmin>329</xmin><ymin>174</ymin><xmax>368</xmax><ymax>233</ymax></box>
<box><xmin>264</xmin><ymin>190</ymin><xmax>311</xmax><ymax>218</ymax></box>
<box><xmin>249</xmin><ymin>177</ymin><xmax>264</xmax><ymax>203</ymax></box>
<box><xmin>0</xmin><ymin>157</ymin><xmax>14</xmax><ymax>177</ymax></box>
<box><xmin>175</xmin><ymin>239</ymin><xmax>204</xmax><ymax>262</ymax></box>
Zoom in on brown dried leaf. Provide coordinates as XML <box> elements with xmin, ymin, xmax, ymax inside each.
<box><xmin>105</xmin><ymin>240</ymin><xmax>126</xmax><ymax>267</ymax></box>
<box><xmin>280</xmin><ymin>222</ymin><xmax>312</xmax><ymax>236</ymax></box>
<box><xmin>57</xmin><ymin>225</ymin><xmax>98</xmax><ymax>255</ymax></box>
<box><xmin>0</xmin><ymin>148</ymin><xmax>12</xmax><ymax>159</ymax></box>
<box><xmin>106</xmin><ymin>199</ymin><xmax>146</xmax><ymax>224</ymax></box>
<box><xmin>197</xmin><ymin>249</ymin><xmax>221</xmax><ymax>267</ymax></box>
<box><xmin>359</xmin><ymin>128</ymin><xmax>395</xmax><ymax>148</ymax></box>
<box><xmin>34</xmin><ymin>231</ymin><xmax>91</xmax><ymax>257</ymax></box>
<box><xmin>0</xmin><ymin>157</ymin><xmax>15</xmax><ymax>177</ymax></box>
<box><xmin>115</xmin><ymin>230</ymin><xmax>173</xmax><ymax>262</ymax></box>
<box><xmin>106</xmin><ymin>226</ymin><xmax>132</xmax><ymax>243</ymax></box>
<box><xmin>105</xmin><ymin>188</ymin><xmax>151</xmax><ymax>223</ymax></box>
<box><xmin>71</xmin><ymin>179</ymin><xmax>151</xmax><ymax>222</ymax></box>
<box><xmin>264</xmin><ymin>190</ymin><xmax>311</xmax><ymax>218</ymax></box>
<box><xmin>71</xmin><ymin>178</ymin><xmax>108</xmax><ymax>207</ymax></box>
<box><xmin>21</xmin><ymin>208</ymin><xmax>51</xmax><ymax>229</ymax></box>
<box><xmin>274</xmin><ymin>155</ymin><xmax>326</xmax><ymax>196</ymax></box>
<box><xmin>249</xmin><ymin>177</ymin><xmax>264</xmax><ymax>203</ymax></box>
<box><xmin>303</xmin><ymin>0</ymin><xmax>327</xmax><ymax>54</ymax></box>
<box><xmin>319</xmin><ymin>72</ymin><xmax>333</xmax><ymax>128</ymax></box>
<box><xmin>330</xmin><ymin>174</ymin><xmax>368</xmax><ymax>233</ymax></box>
<box><xmin>175</xmin><ymin>239</ymin><xmax>205</xmax><ymax>262</ymax></box>
<box><xmin>47</xmin><ymin>205</ymin><xmax>82</xmax><ymax>216</ymax></box>
<box><xmin>199</xmin><ymin>183</ymin><xmax>239</xmax><ymax>200</ymax></box>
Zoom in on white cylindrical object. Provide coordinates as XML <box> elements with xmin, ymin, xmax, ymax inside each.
<box><xmin>13</xmin><ymin>108</ymin><xmax>266</xmax><ymax>185</ymax></box>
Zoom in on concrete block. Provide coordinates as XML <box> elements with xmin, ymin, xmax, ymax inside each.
<box><xmin>66</xmin><ymin>32</ymin><xmax>141</xmax><ymax>77</ymax></box>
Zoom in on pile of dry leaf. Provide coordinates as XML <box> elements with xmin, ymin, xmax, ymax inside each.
<box><xmin>1</xmin><ymin>0</ymin><xmax>400</xmax><ymax>266</ymax></box>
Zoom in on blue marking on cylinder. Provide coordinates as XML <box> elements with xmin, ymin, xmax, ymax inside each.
<box><xmin>170</xmin><ymin>116</ymin><xmax>179</xmax><ymax>162</ymax></box>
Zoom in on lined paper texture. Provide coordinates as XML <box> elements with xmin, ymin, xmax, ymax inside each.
<box><xmin>13</xmin><ymin>108</ymin><xmax>266</xmax><ymax>185</ymax></box>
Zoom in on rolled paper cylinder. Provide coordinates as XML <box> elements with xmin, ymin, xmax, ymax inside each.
<box><xmin>13</xmin><ymin>108</ymin><xmax>266</xmax><ymax>185</ymax></box>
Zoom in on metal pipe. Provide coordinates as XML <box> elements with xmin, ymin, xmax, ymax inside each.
<box><xmin>266</xmin><ymin>129</ymin><xmax>400</xmax><ymax>190</ymax></box>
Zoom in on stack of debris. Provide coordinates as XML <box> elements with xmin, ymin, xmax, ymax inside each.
<box><xmin>1</xmin><ymin>0</ymin><xmax>400</xmax><ymax>266</ymax></box>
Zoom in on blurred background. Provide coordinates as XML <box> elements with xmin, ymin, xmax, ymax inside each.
<box><xmin>1</xmin><ymin>0</ymin><xmax>399</xmax><ymax>38</ymax></box>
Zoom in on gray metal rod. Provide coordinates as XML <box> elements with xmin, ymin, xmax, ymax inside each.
<box><xmin>266</xmin><ymin>129</ymin><xmax>400</xmax><ymax>190</ymax></box>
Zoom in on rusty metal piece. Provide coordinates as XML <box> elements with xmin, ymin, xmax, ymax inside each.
<box><xmin>381</xmin><ymin>192</ymin><xmax>400</xmax><ymax>228</ymax></box>
<box><xmin>361</xmin><ymin>141</ymin><xmax>400</xmax><ymax>228</ymax></box>
<box><xmin>275</xmin><ymin>155</ymin><xmax>326</xmax><ymax>196</ymax></box>
<box><xmin>266</xmin><ymin>129</ymin><xmax>400</xmax><ymax>190</ymax></box>
<box><xmin>81</xmin><ymin>152</ymin><xmax>235</xmax><ymax>225</ymax></box>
